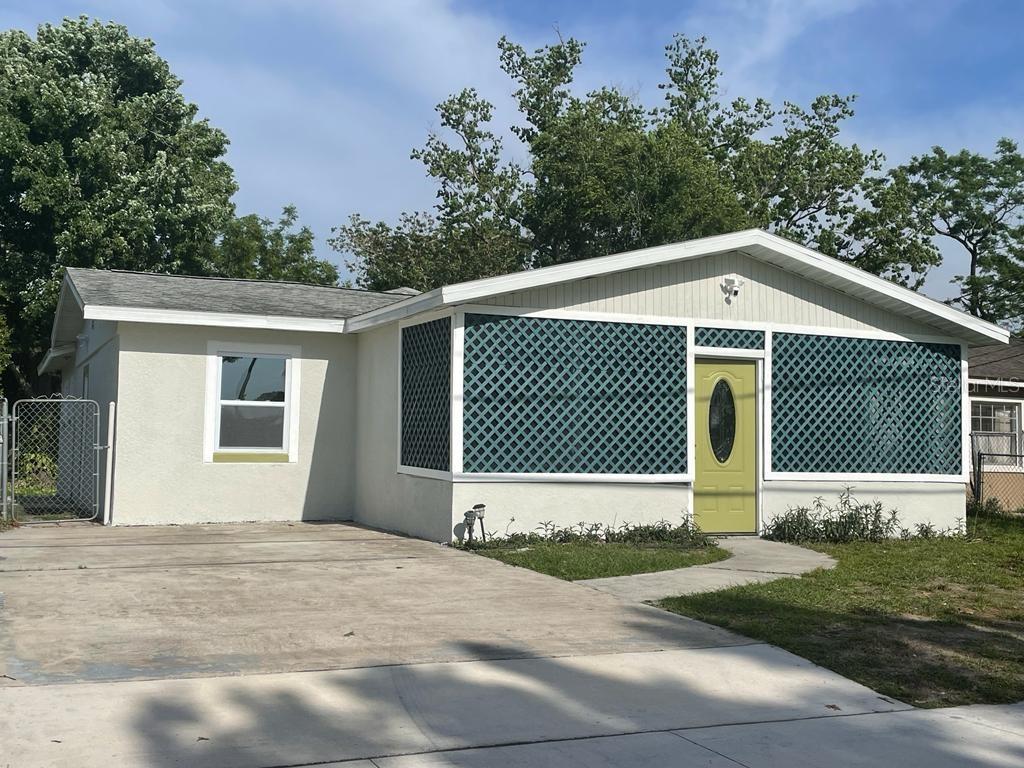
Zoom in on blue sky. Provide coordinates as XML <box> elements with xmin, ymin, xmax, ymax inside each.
<box><xmin>3</xmin><ymin>0</ymin><xmax>1023</xmax><ymax>299</ymax></box>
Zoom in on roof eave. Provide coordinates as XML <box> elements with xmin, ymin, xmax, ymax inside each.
<box><xmin>342</xmin><ymin>288</ymin><xmax>445</xmax><ymax>333</ymax></box>
<box><xmin>82</xmin><ymin>305</ymin><xmax>348</xmax><ymax>333</ymax></box>
<box><xmin>37</xmin><ymin>343</ymin><xmax>75</xmax><ymax>376</ymax></box>
<box><xmin>341</xmin><ymin>229</ymin><xmax>1011</xmax><ymax>344</ymax></box>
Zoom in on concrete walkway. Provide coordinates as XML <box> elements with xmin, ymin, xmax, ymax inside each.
<box><xmin>578</xmin><ymin>536</ymin><xmax>836</xmax><ymax>601</ymax></box>
<box><xmin>4</xmin><ymin>523</ymin><xmax>1021</xmax><ymax>767</ymax></box>
<box><xmin>4</xmin><ymin>654</ymin><xmax>1022</xmax><ymax>767</ymax></box>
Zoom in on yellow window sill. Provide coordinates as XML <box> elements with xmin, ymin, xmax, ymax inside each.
<box><xmin>212</xmin><ymin>452</ymin><xmax>291</xmax><ymax>464</ymax></box>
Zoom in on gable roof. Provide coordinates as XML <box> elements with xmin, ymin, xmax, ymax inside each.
<box><xmin>41</xmin><ymin>229</ymin><xmax>1010</xmax><ymax>377</ymax></box>
<box><xmin>969</xmin><ymin>336</ymin><xmax>1024</xmax><ymax>382</ymax></box>
<box><xmin>40</xmin><ymin>270</ymin><xmax>417</xmax><ymax>373</ymax></box>
<box><xmin>344</xmin><ymin>229</ymin><xmax>1010</xmax><ymax>345</ymax></box>
<box><xmin>66</xmin><ymin>268</ymin><xmax>410</xmax><ymax>320</ymax></box>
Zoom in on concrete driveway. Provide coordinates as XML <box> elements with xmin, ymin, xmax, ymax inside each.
<box><xmin>1</xmin><ymin>522</ymin><xmax>1021</xmax><ymax>767</ymax></box>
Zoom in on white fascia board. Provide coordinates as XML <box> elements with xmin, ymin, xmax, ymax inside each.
<box><xmin>48</xmin><ymin>276</ymin><xmax>84</xmax><ymax>349</ymax></box>
<box><xmin>37</xmin><ymin>343</ymin><xmax>75</xmax><ymax>375</ymax></box>
<box><xmin>969</xmin><ymin>377</ymin><xmax>1024</xmax><ymax>389</ymax></box>
<box><xmin>83</xmin><ymin>304</ymin><xmax>347</xmax><ymax>333</ymax></box>
<box><xmin>342</xmin><ymin>229</ymin><xmax>1011</xmax><ymax>343</ymax></box>
<box><xmin>342</xmin><ymin>288</ymin><xmax>445</xmax><ymax>333</ymax></box>
<box><xmin>743</xmin><ymin>232</ymin><xmax>1009</xmax><ymax>345</ymax></box>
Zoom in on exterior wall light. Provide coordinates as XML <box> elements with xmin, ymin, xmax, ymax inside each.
<box><xmin>721</xmin><ymin>274</ymin><xmax>745</xmax><ymax>304</ymax></box>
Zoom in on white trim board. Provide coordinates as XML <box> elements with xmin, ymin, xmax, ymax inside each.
<box><xmin>86</xmin><ymin>305</ymin><xmax>347</xmax><ymax>334</ymax></box>
<box><xmin>969</xmin><ymin>377</ymin><xmax>1024</xmax><ymax>390</ymax></box>
<box><xmin>451</xmin><ymin>473</ymin><xmax>693</xmax><ymax>483</ymax></box>
<box><xmin>343</xmin><ymin>229</ymin><xmax>1009</xmax><ymax>345</ymax></box>
<box><xmin>440</xmin><ymin>304</ymin><xmax>967</xmax><ymax>345</ymax></box>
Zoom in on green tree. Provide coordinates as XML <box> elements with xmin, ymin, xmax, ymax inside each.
<box><xmin>337</xmin><ymin>33</ymin><xmax>913</xmax><ymax>292</ymax></box>
<box><xmin>332</xmin><ymin>88</ymin><xmax>528</xmax><ymax>291</ymax></box>
<box><xmin>214</xmin><ymin>205</ymin><xmax>338</xmax><ymax>285</ymax></box>
<box><xmin>500</xmin><ymin>38</ymin><xmax>747</xmax><ymax>267</ymax></box>
<box><xmin>659</xmin><ymin>35</ymin><xmax>939</xmax><ymax>284</ymax></box>
<box><xmin>0</xmin><ymin>313</ymin><xmax>11</xmax><ymax>398</ymax></box>
<box><xmin>0</xmin><ymin>17</ymin><xmax>237</xmax><ymax>395</ymax></box>
<box><xmin>893</xmin><ymin>139</ymin><xmax>1024</xmax><ymax>324</ymax></box>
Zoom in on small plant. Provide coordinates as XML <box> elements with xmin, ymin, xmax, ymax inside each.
<box><xmin>13</xmin><ymin>451</ymin><xmax>58</xmax><ymax>496</ymax></box>
<box><xmin>967</xmin><ymin>496</ymin><xmax>1021</xmax><ymax>518</ymax></box>
<box><xmin>763</xmin><ymin>488</ymin><xmax>960</xmax><ymax>543</ymax></box>
<box><xmin>458</xmin><ymin>515</ymin><xmax>715</xmax><ymax>551</ymax></box>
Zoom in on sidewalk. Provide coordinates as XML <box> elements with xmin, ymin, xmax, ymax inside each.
<box><xmin>577</xmin><ymin>537</ymin><xmax>836</xmax><ymax>601</ymax></box>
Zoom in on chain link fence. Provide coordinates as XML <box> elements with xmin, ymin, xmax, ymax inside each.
<box><xmin>9</xmin><ymin>397</ymin><xmax>100</xmax><ymax>522</ymax></box>
<box><xmin>976</xmin><ymin>453</ymin><xmax>1024</xmax><ymax>514</ymax></box>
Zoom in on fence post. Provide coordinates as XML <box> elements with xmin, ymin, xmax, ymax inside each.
<box><xmin>102</xmin><ymin>402</ymin><xmax>115</xmax><ymax>525</ymax></box>
<box><xmin>977</xmin><ymin>453</ymin><xmax>985</xmax><ymax>505</ymax></box>
<box><xmin>1</xmin><ymin>399</ymin><xmax>7</xmax><ymax>521</ymax></box>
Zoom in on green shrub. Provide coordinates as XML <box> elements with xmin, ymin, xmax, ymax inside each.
<box><xmin>967</xmin><ymin>496</ymin><xmax>1021</xmax><ymax>518</ymax></box>
<box><xmin>763</xmin><ymin>488</ymin><xmax>961</xmax><ymax>543</ymax></box>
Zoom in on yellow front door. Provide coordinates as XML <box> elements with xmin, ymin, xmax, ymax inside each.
<box><xmin>694</xmin><ymin>359</ymin><xmax>757</xmax><ymax>534</ymax></box>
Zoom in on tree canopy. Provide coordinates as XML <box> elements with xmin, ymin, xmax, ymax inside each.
<box><xmin>214</xmin><ymin>205</ymin><xmax>339</xmax><ymax>285</ymax></box>
<box><xmin>894</xmin><ymin>139</ymin><xmax>1024</xmax><ymax>324</ymax></box>
<box><xmin>335</xmin><ymin>33</ymin><xmax>1024</xmax><ymax>331</ymax></box>
<box><xmin>0</xmin><ymin>17</ymin><xmax>338</xmax><ymax>396</ymax></box>
<box><xmin>335</xmin><ymin>34</ymin><xmax>938</xmax><ymax>294</ymax></box>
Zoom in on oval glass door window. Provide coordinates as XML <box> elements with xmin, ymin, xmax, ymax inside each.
<box><xmin>709</xmin><ymin>379</ymin><xmax>736</xmax><ymax>463</ymax></box>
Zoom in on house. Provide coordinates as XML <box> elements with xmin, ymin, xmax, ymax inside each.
<box><xmin>40</xmin><ymin>229</ymin><xmax>1009</xmax><ymax>540</ymax></box>
<box><xmin>969</xmin><ymin>337</ymin><xmax>1024</xmax><ymax>509</ymax></box>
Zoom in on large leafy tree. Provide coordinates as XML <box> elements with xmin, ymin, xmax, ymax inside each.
<box><xmin>501</xmin><ymin>38</ymin><xmax>747</xmax><ymax>268</ymax></box>
<box><xmin>214</xmin><ymin>205</ymin><xmax>338</xmax><ymax>285</ymax></box>
<box><xmin>0</xmin><ymin>17</ymin><xmax>236</xmax><ymax>394</ymax></box>
<box><xmin>892</xmin><ymin>139</ymin><xmax>1024</xmax><ymax>325</ymax></box>
<box><xmin>332</xmin><ymin>89</ymin><xmax>528</xmax><ymax>292</ymax></box>
<box><xmin>338</xmin><ymin>34</ymin><xmax>921</xmax><ymax>292</ymax></box>
<box><xmin>0</xmin><ymin>18</ymin><xmax>339</xmax><ymax>396</ymax></box>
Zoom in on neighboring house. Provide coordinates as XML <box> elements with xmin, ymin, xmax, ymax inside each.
<box><xmin>40</xmin><ymin>229</ymin><xmax>1009</xmax><ymax>540</ymax></box>
<box><xmin>969</xmin><ymin>337</ymin><xmax>1024</xmax><ymax>509</ymax></box>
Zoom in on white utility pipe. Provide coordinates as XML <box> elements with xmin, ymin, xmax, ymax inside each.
<box><xmin>103</xmin><ymin>401</ymin><xmax>116</xmax><ymax>525</ymax></box>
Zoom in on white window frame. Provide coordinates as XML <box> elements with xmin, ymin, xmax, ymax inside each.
<box><xmin>203</xmin><ymin>341</ymin><xmax>301</xmax><ymax>463</ymax></box>
<box><xmin>971</xmin><ymin>397</ymin><xmax>1024</xmax><ymax>472</ymax></box>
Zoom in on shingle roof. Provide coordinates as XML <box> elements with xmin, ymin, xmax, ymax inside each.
<box><xmin>66</xmin><ymin>268</ymin><xmax>413</xmax><ymax>320</ymax></box>
<box><xmin>969</xmin><ymin>336</ymin><xmax>1024</xmax><ymax>381</ymax></box>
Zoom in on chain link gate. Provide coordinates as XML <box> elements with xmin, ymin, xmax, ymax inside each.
<box><xmin>9</xmin><ymin>396</ymin><xmax>101</xmax><ymax>523</ymax></box>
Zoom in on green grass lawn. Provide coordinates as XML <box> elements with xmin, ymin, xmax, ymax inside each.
<box><xmin>476</xmin><ymin>541</ymin><xmax>728</xmax><ymax>581</ymax></box>
<box><xmin>659</xmin><ymin>515</ymin><xmax>1024</xmax><ymax>708</ymax></box>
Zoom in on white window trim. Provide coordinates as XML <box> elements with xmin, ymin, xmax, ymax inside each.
<box><xmin>971</xmin><ymin>398</ymin><xmax>1022</xmax><ymax>433</ymax></box>
<box><xmin>970</xmin><ymin>397</ymin><xmax>1024</xmax><ymax>473</ymax></box>
<box><xmin>203</xmin><ymin>341</ymin><xmax>301</xmax><ymax>463</ymax></box>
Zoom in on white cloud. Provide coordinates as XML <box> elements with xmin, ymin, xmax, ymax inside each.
<box><xmin>678</xmin><ymin>0</ymin><xmax>875</xmax><ymax>100</ymax></box>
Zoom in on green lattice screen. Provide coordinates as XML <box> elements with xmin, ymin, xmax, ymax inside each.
<box><xmin>401</xmin><ymin>318</ymin><xmax>451</xmax><ymax>470</ymax></box>
<box><xmin>462</xmin><ymin>314</ymin><xmax>687</xmax><ymax>474</ymax></box>
<box><xmin>771</xmin><ymin>333</ymin><xmax>961</xmax><ymax>474</ymax></box>
<box><xmin>695</xmin><ymin>327</ymin><xmax>765</xmax><ymax>349</ymax></box>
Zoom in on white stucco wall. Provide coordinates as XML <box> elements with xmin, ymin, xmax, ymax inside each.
<box><xmin>352</xmin><ymin>324</ymin><xmax>454</xmax><ymax>541</ymax></box>
<box><xmin>761</xmin><ymin>481</ymin><xmax>967</xmax><ymax>533</ymax></box>
<box><xmin>450</xmin><ymin>482</ymin><xmax>691</xmax><ymax>540</ymax></box>
<box><xmin>111</xmin><ymin>322</ymin><xmax>356</xmax><ymax>525</ymax></box>
<box><xmin>446</xmin><ymin>481</ymin><xmax>966</xmax><ymax>538</ymax></box>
